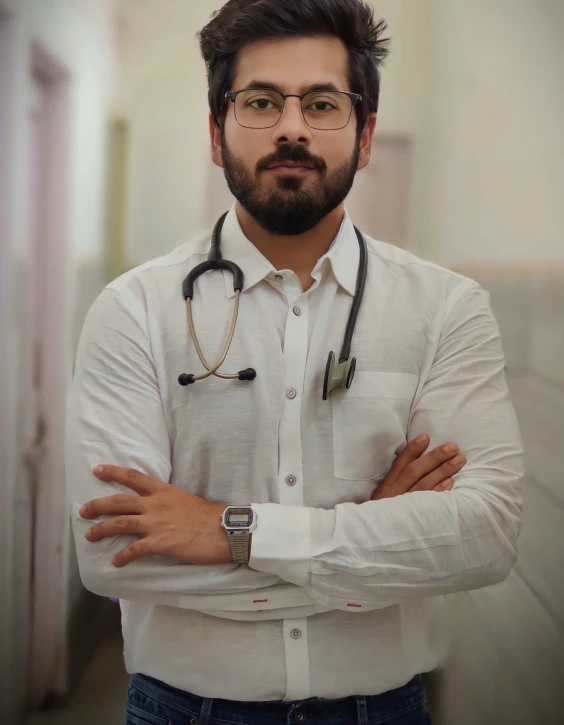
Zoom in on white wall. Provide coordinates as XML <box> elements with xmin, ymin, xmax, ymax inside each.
<box><xmin>428</xmin><ymin>0</ymin><xmax>564</xmax><ymax>265</ymax></box>
<box><xmin>0</xmin><ymin>1</ymin><xmax>114</xmax><ymax>722</ymax></box>
<box><xmin>114</xmin><ymin>0</ymin><xmax>227</xmax><ymax>264</ymax></box>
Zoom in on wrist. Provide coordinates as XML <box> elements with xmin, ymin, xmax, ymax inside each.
<box><xmin>215</xmin><ymin>504</ymin><xmax>233</xmax><ymax>564</ymax></box>
<box><xmin>220</xmin><ymin>505</ymin><xmax>257</xmax><ymax>565</ymax></box>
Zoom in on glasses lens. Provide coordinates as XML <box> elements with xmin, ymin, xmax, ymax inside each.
<box><xmin>302</xmin><ymin>91</ymin><xmax>353</xmax><ymax>130</ymax></box>
<box><xmin>235</xmin><ymin>89</ymin><xmax>284</xmax><ymax>129</ymax></box>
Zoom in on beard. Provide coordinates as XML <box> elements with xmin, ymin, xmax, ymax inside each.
<box><xmin>221</xmin><ymin>134</ymin><xmax>360</xmax><ymax>236</ymax></box>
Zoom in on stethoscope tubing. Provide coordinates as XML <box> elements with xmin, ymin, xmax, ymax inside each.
<box><xmin>179</xmin><ymin>212</ymin><xmax>368</xmax><ymax>391</ymax></box>
<box><xmin>185</xmin><ymin>292</ymin><xmax>242</xmax><ymax>381</ymax></box>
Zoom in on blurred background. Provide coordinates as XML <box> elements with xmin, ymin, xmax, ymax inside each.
<box><xmin>0</xmin><ymin>1</ymin><xmax>563</xmax><ymax>724</ymax></box>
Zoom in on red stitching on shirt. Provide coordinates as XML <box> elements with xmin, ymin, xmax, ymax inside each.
<box><xmin>347</xmin><ymin>603</ymin><xmax>362</xmax><ymax>608</ymax></box>
<box><xmin>253</xmin><ymin>599</ymin><xmax>269</xmax><ymax>604</ymax></box>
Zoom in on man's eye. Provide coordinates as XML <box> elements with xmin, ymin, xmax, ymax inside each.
<box><xmin>308</xmin><ymin>102</ymin><xmax>335</xmax><ymax>112</ymax></box>
<box><xmin>249</xmin><ymin>99</ymin><xmax>277</xmax><ymax>110</ymax></box>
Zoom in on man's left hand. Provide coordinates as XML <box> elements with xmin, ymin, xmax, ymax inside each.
<box><xmin>79</xmin><ymin>465</ymin><xmax>232</xmax><ymax>568</ymax></box>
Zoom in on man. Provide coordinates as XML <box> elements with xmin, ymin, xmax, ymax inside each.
<box><xmin>66</xmin><ymin>1</ymin><xmax>524</xmax><ymax>723</ymax></box>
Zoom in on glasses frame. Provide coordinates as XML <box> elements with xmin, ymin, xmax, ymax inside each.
<box><xmin>225</xmin><ymin>88</ymin><xmax>362</xmax><ymax>131</ymax></box>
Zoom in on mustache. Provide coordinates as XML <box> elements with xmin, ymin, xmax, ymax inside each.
<box><xmin>256</xmin><ymin>146</ymin><xmax>327</xmax><ymax>172</ymax></box>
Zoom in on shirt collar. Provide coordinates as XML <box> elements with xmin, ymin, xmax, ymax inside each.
<box><xmin>219</xmin><ymin>203</ymin><xmax>360</xmax><ymax>299</ymax></box>
<box><xmin>317</xmin><ymin>209</ymin><xmax>359</xmax><ymax>297</ymax></box>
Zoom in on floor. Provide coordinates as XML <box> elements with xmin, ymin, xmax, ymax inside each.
<box><xmin>24</xmin><ymin>631</ymin><xmax>130</xmax><ymax>725</ymax></box>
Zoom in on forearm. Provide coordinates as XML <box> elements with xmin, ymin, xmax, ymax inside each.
<box><xmin>65</xmin><ymin>288</ymin><xmax>299</xmax><ymax>610</ymax></box>
<box><xmin>249</xmin><ymin>475</ymin><xmax>522</xmax><ymax>611</ymax></box>
<box><xmin>67</xmin><ymin>438</ymin><xmax>295</xmax><ymax>607</ymax></box>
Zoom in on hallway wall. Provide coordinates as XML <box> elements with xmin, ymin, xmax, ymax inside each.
<box><xmin>434</xmin><ymin>265</ymin><xmax>564</xmax><ymax>725</ymax></box>
<box><xmin>427</xmin><ymin>0</ymin><xmax>564</xmax><ymax>265</ymax></box>
<box><xmin>0</xmin><ymin>1</ymin><xmax>115</xmax><ymax>723</ymax></box>
<box><xmin>425</xmin><ymin>3</ymin><xmax>564</xmax><ymax>722</ymax></box>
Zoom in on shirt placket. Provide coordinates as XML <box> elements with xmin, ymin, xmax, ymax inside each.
<box><xmin>279</xmin><ymin>275</ymin><xmax>311</xmax><ymax>701</ymax></box>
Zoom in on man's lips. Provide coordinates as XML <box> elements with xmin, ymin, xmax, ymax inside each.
<box><xmin>265</xmin><ymin>162</ymin><xmax>317</xmax><ymax>174</ymax></box>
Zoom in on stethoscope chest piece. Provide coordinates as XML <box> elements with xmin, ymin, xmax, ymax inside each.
<box><xmin>322</xmin><ymin>351</ymin><xmax>357</xmax><ymax>401</ymax></box>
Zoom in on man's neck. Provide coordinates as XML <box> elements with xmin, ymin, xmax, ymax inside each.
<box><xmin>235</xmin><ymin>202</ymin><xmax>345</xmax><ymax>292</ymax></box>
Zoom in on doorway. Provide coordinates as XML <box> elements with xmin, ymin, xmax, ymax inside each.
<box><xmin>347</xmin><ymin>134</ymin><xmax>413</xmax><ymax>248</ymax></box>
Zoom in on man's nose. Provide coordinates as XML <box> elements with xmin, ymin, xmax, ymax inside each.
<box><xmin>272</xmin><ymin>97</ymin><xmax>313</xmax><ymax>146</ymax></box>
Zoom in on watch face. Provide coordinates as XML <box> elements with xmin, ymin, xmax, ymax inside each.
<box><xmin>225</xmin><ymin>507</ymin><xmax>253</xmax><ymax>527</ymax></box>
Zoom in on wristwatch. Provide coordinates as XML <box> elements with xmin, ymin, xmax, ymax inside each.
<box><xmin>221</xmin><ymin>506</ymin><xmax>258</xmax><ymax>565</ymax></box>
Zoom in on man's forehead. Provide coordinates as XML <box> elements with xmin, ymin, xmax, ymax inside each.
<box><xmin>232</xmin><ymin>36</ymin><xmax>350</xmax><ymax>92</ymax></box>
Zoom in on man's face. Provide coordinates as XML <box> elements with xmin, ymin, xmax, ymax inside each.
<box><xmin>210</xmin><ymin>36</ymin><xmax>375</xmax><ymax>236</ymax></box>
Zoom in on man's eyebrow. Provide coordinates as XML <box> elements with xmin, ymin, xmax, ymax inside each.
<box><xmin>243</xmin><ymin>80</ymin><xmax>343</xmax><ymax>94</ymax></box>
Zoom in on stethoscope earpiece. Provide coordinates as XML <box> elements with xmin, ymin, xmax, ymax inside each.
<box><xmin>178</xmin><ymin>374</ymin><xmax>196</xmax><ymax>387</ymax></box>
<box><xmin>179</xmin><ymin>213</ymin><xmax>367</xmax><ymax>400</ymax></box>
<box><xmin>179</xmin><ymin>369</ymin><xmax>256</xmax><ymax>385</ymax></box>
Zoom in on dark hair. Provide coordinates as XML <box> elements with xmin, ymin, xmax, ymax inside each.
<box><xmin>198</xmin><ymin>0</ymin><xmax>389</xmax><ymax>133</ymax></box>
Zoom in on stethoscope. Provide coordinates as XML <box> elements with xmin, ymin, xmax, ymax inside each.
<box><xmin>178</xmin><ymin>211</ymin><xmax>368</xmax><ymax>400</ymax></box>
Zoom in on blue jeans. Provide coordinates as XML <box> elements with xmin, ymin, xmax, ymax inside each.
<box><xmin>125</xmin><ymin>672</ymin><xmax>432</xmax><ymax>725</ymax></box>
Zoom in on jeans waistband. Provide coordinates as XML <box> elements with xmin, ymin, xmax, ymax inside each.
<box><xmin>129</xmin><ymin>672</ymin><xmax>426</xmax><ymax>725</ymax></box>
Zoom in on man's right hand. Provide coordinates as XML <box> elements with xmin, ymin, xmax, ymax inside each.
<box><xmin>372</xmin><ymin>435</ymin><xmax>466</xmax><ymax>500</ymax></box>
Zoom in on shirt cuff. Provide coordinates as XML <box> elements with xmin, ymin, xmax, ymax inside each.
<box><xmin>249</xmin><ymin>503</ymin><xmax>311</xmax><ymax>586</ymax></box>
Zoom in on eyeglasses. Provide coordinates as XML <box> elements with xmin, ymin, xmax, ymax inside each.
<box><xmin>225</xmin><ymin>88</ymin><xmax>362</xmax><ymax>131</ymax></box>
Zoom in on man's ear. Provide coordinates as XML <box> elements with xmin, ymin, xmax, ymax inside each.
<box><xmin>357</xmin><ymin>114</ymin><xmax>377</xmax><ymax>172</ymax></box>
<box><xmin>209</xmin><ymin>113</ymin><xmax>224</xmax><ymax>168</ymax></box>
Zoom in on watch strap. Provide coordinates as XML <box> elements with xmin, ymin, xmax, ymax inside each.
<box><xmin>227</xmin><ymin>531</ymin><xmax>250</xmax><ymax>564</ymax></box>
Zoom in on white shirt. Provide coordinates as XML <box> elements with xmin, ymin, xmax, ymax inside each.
<box><xmin>66</xmin><ymin>204</ymin><xmax>524</xmax><ymax>702</ymax></box>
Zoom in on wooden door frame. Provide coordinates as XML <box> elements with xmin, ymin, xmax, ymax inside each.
<box><xmin>0</xmin><ymin>8</ymin><xmax>26</xmax><ymax>724</ymax></box>
<box><xmin>25</xmin><ymin>41</ymin><xmax>73</xmax><ymax>710</ymax></box>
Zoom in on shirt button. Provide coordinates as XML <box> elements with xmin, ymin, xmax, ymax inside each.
<box><xmin>293</xmin><ymin>305</ymin><xmax>302</xmax><ymax>316</ymax></box>
<box><xmin>286</xmin><ymin>475</ymin><xmax>297</xmax><ymax>487</ymax></box>
<box><xmin>291</xmin><ymin>628</ymin><xmax>302</xmax><ymax>639</ymax></box>
<box><xmin>274</xmin><ymin>274</ymin><xmax>283</xmax><ymax>282</ymax></box>
<box><xmin>286</xmin><ymin>388</ymin><xmax>297</xmax><ymax>399</ymax></box>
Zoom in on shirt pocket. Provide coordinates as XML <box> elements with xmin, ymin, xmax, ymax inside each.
<box><xmin>332</xmin><ymin>371</ymin><xmax>419</xmax><ymax>481</ymax></box>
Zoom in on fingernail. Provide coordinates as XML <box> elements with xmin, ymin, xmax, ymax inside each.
<box><xmin>93</xmin><ymin>465</ymin><xmax>104</xmax><ymax>475</ymax></box>
<box><xmin>79</xmin><ymin>505</ymin><xmax>87</xmax><ymax>516</ymax></box>
<box><xmin>416</xmin><ymin>435</ymin><xmax>428</xmax><ymax>444</ymax></box>
<box><xmin>443</xmin><ymin>444</ymin><xmax>457</xmax><ymax>453</ymax></box>
<box><xmin>452</xmin><ymin>455</ymin><xmax>465</xmax><ymax>466</ymax></box>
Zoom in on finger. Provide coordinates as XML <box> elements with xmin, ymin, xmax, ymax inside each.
<box><xmin>79</xmin><ymin>494</ymin><xmax>145</xmax><ymax>520</ymax></box>
<box><xmin>396</xmin><ymin>443</ymin><xmax>460</xmax><ymax>492</ymax></box>
<box><xmin>386</xmin><ymin>435</ymin><xmax>430</xmax><ymax>483</ymax></box>
<box><xmin>410</xmin><ymin>455</ymin><xmax>466</xmax><ymax>492</ymax></box>
<box><xmin>85</xmin><ymin>515</ymin><xmax>147</xmax><ymax>542</ymax></box>
<box><xmin>112</xmin><ymin>538</ymin><xmax>156</xmax><ymax>568</ymax></box>
<box><xmin>433</xmin><ymin>479</ymin><xmax>454</xmax><ymax>492</ymax></box>
<box><xmin>92</xmin><ymin>465</ymin><xmax>164</xmax><ymax>496</ymax></box>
